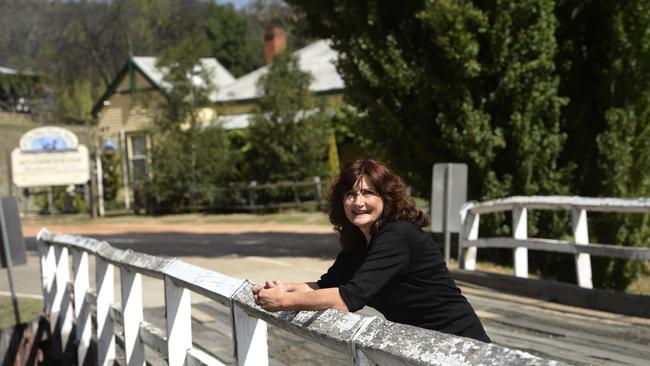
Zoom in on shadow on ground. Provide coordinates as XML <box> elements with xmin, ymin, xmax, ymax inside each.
<box><xmin>25</xmin><ymin>232</ymin><xmax>341</xmax><ymax>259</ymax></box>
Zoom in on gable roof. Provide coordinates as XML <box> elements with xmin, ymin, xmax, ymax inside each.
<box><xmin>216</xmin><ymin>39</ymin><xmax>344</xmax><ymax>103</ymax></box>
<box><xmin>92</xmin><ymin>56</ymin><xmax>235</xmax><ymax>117</ymax></box>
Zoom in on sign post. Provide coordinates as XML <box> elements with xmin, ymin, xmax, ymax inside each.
<box><xmin>431</xmin><ymin>163</ymin><xmax>468</xmax><ymax>263</ymax></box>
<box><xmin>0</xmin><ymin>197</ymin><xmax>27</xmax><ymax>324</ymax></box>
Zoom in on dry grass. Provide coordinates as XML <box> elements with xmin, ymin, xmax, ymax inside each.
<box><xmin>0</xmin><ymin>296</ymin><xmax>42</xmax><ymax>328</ymax></box>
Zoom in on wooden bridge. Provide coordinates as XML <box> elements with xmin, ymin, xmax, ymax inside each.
<box><xmin>6</xmin><ymin>196</ymin><xmax>650</xmax><ymax>365</ymax></box>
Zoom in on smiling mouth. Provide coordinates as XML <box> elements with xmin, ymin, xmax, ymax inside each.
<box><xmin>353</xmin><ymin>210</ymin><xmax>369</xmax><ymax>215</ymax></box>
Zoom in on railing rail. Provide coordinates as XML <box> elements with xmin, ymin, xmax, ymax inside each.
<box><xmin>37</xmin><ymin>228</ymin><xmax>562</xmax><ymax>366</ymax></box>
<box><xmin>459</xmin><ymin>195</ymin><xmax>650</xmax><ymax>288</ymax></box>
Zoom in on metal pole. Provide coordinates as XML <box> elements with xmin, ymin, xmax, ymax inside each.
<box><xmin>6</xmin><ymin>149</ymin><xmax>13</xmax><ymax>197</ymax></box>
<box><xmin>444</xmin><ymin>164</ymin><xmax>452</xmax><ymax>263</ymax></box>
<box><xmin>0</xmin><ymin>200</ymin><xmax>21</xmax><ymax>324</ymax></box>
<box><xmin>47</xmin><ymin>186</ymin><xmax>54</xmax><ymax>215</ymax></box>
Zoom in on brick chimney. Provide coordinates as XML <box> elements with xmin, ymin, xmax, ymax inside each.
<box><xmin>264</xmin><ymin>26</ymin><xmax>287</xmax><ymax>64</ymax></box>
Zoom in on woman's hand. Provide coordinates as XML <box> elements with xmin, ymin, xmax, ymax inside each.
<box><xmin>252</xmin><ymin>280</ymin><xmax>279</xmax><ymax>305</ymax></box>
<box><xmin>255</xmin><ymin>282</ymin><xmax>288</xmax><ymax>312</ymax></box>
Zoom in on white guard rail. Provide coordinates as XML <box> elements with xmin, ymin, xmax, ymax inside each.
<box><xmin>459</xmin><ymin>196</ymin><xmax>650</xmax><ymax>288</ymax></box>
<box><xmin>37</xmin><ymin>228</ymin><xmax>564</xmax><ymax>366</ymax></box>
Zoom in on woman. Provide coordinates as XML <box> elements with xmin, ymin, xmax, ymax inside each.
<box><xmin>252</xmin><ymin>159</ymin><xmax>490</xmax><ymax>342</ymax></box>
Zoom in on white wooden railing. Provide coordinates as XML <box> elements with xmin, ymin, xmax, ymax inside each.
<box><xmin>36</xmin><ymin>228</ymin><xmax>563</xmax><ymax>366</ymax></box>
<box><xmin>459</xmin><ymin>196</ymin><xmax>650</xmax><ymax>288</ymax></box>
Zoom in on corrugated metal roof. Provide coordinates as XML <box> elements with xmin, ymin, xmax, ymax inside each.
<box><xmin>132</xmin><ymin>56</ymin><xmax>236</xmax><ymax>92</ymax></box>
<box><xmin>216</xmin><ymin>40</ymin><xmax>344</xmax><ymax>102</ymax></box>
<box><xmin>216</xmin><ymin>113</ymin><xmax>253</xmax><ymax>130</ymax></box>
<box><xmin>0</xmin><ymin>66</ymin><xmax>18</xmax><ymax>75</ymax></box>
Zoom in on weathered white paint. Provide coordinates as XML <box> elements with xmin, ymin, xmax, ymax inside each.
<box><xmin>72</xmin><ymin>249</ymin><xmax>91</xmax><ymax>365</ymax></box>
<box><xmin>139</xmin><ymin>320</ymin><xmax>168</xmax><ymax>355</ymax></box>
<box><xmin>459</xmin><ymin>237</ymin><xmax>650</xmax><ymax>259</ymax></box>
<box><xmin>39</xmin><ymin>242</ymin><xmax>56</xmax><ymax>314</ymax></box>
<box><xmin>120</xmin><ymin>267</ymin><xmax>145</xmax><ymax>366</ymax></box>
<box><xmin>37</xmin><ymin>229</ymin><xmax>562</xmax><ymax>366</ymax></box>
<box><xmin>513</xmin><ymin>206</ymin><xmax>528</xmax><ymax>278</ymax></box>
<box><xmin>164</xmin><ymin>259</ymin><xmax>244</xmax><ymax>306</ymax></box>
<box><xmin>54</xmin><ymin>246</ymin><xmax>74</xmax><ymax>351</ymax></box>
<box><xmin>187</xmin><ymin>348</ymin><xmax>227</xmax><ymax>366</ymax></box>
<box><xmin>571</xmin><ymin>208</ymin><xmax>593</xmax><ymax>289</ymax></box>
<box><xmin>460</xmin><ymin>209</ymin><xmax>479</xmax><ymax>271</ymax></box>
<box><xmin>459</xmin><ymin>196</ymin><xmax>650</xmax><ymax>289</ymax></box>
<box><xmin>96</xmin><ymin>257</ymin><xmax>116</xmax><ymax>366</ymax></box>
<box><xmin>463</xmin><ymin>196</ymin><xmax>650</xmax><ymax>214</ymax></box>
<box><xmin>232</xmin><ymin>302</ymin><xmax>268</xmax><ymax>366</ymax></box>
<box><xmin>165</xmin><ymin>276</ymin><xmax>192</xmax><ymax>366</ymax></box>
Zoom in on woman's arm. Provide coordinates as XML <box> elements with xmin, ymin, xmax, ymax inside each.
<box><xmin>255</xmin><ymin>282</ymin><xmax>348</xmax><ymax>312</ymax></box>
<box><xmin>282</xmin><ymin>282</ymin><xmax>319</xmax><ymax>292</ymax></box>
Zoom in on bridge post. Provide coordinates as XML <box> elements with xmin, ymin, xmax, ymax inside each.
<box><xmin>39</xmin><ymin>243</ymin><xmax>56</xmax><ymax>317</ymax></box>
<box><xmin>72</xmin><ymin>249</ymin><xmax>91</xmax><ymax>365</ymax></box>
<box><xmin>571</xmin><ymin>208</ymin><xmax>593</xmax><ymax>288</ymax></box>
<box><xmin>96</xmin><ymin>257</ymin><xmax>116</xmax><ymax>366</ymax></box>
<box><xmin>232</xmin><ymin>302</ymin><xmax>269</xmax><ymax>366</ymax></box>
<box><xmin>460</xmin><ymin>210</ymin><xmax>479</xmax><ymax>270</ymax></box>
<box><xmin>121</xmin><ymin>267</ymin><xmax>145</xmax><ymax>366</ymax></box>
<box><xmin>513</xmin><ymin>206</ymin><xmax>528</xmax><ymax>278</ymax></box>
<box><xmin>164</xmin><ymin>275</ymin><xmax>193</xmax><ymax>366</ymax></box>
<box><xmin>53</xmin><ymin>246</ymin><xmax>74</xmax><ymax>355</ymax></box>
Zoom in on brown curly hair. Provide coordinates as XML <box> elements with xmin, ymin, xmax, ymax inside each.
<box><xmin>328</xmin><ymin>159</ymin><xmax>429</xmax><ymax>251</ymax></box>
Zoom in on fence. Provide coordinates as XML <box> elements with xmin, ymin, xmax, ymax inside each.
<box><xmin>36</xmin><ymin>229</ymin><xmax>561</xmax><ymax>366</ymax></box>
<box><xmin>459</xmin><ymin>196</ymin><xmax>650</xmax><ymax>288</ymax></box>
<box><xmin>142</xmin><ymin>177</ymin><xmax>326</xmax><ymax>215</ymax></box>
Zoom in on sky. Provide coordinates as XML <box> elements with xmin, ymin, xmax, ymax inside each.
<box><xmin>215</xmin><ymin>0</ymin><xmax>251</xmax><ymax>9</ymax></box>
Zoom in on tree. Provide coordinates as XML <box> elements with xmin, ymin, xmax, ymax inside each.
<box><xmin>0</xmin><ymin>0</ymin><xmax>262</xmax><ymax>120</ymax></box>
<box><xmin>150</xmin><ymin>40</ymin><xmax>238</xmax><ymax>211</ymax></box>
<box><xmin>289</xmin><ymin>0</ymin><xmax>568</xmax><ymax>200</ymax></box>
<box><xmin>245</xmin><ymin>51</ymin><xmax>330</xmax><ymax>182</ymax></box>
<box><xmin>290</xmin><ymin>0</ymin><xmax>650</xmax><ymax>290</ymax></box>
<box><xmin>556</xmin><ymin>1</ymin><xmax>650</xmax><ymax>289</ymax></box>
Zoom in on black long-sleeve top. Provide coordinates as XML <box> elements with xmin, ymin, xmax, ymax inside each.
<box><xmin>317</xmin><ymin>220</ymin><xmax>490</xmax><ymax>342</ymax></box>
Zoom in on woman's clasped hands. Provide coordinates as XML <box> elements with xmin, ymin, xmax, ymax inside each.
<box><xmin>252</xmin><ymin>280</ymin><xmax>287</xmax><ymax>312</ymax></box>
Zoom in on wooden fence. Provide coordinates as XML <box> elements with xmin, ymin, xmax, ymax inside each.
<box><xmin>459</xmin><ymin>196</ymin><xmax>650</xmax><ymax>288</ymax></box>
<box><xmin>36</xmin><ymin>229</ymin><xmax>562</xmax><ymax>366</ymax></box>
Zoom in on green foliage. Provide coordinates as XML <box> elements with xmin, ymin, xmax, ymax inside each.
<box><xmin>245</xmin><ymin>52</ymin><xmax>330</xmax><ymax>182</ymax></box>
<box><xmin>291</xmin><ymin>0</ymin><xmax>568</xmax><ymax>201</ymax></box>
<box><xmin>290</xmin><ymin>0</ymin><xmax>650</xmax><ymax>289</ymax></box>
<box><xmin>0</xmin><ymin>0</ymin><xmax>263</xmax><ymax>121</ymax></box>
<box><xmin>36</xmin><ymin>186</ymin><xmax>84</xmax><ymax>214</ymax></box>
<box><xmin>554</xmin><ymin>0</ymin><xmax>650</xmax><ymax>289</ymax></box>
<box><xmin>100</xmin><ymin>153</ymin><xmax>120</xmax><ymax>203</ymax></box>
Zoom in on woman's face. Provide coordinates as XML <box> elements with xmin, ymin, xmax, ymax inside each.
<box><xmin>343</xmin><ymin>176</ymin><xmax>384</xmax><ymax>235</ymax></box>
